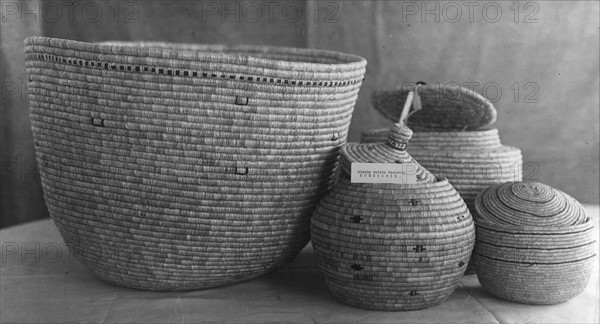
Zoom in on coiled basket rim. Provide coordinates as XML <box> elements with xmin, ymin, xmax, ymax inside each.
<box><xmin>25</xmin><ymin>36</ymin><xmax>367</xmax><ymax>71</ymax></box>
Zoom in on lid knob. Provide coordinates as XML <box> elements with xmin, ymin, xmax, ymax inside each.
<box><xmin>387</xmin><ymin>123</ymin><xmax>413</xmax><ymax>150</ymax></box>
<box><xmin>385</xmin><ymin>82</ymin><xmax>422</xmax><ymax>151</ymax></box>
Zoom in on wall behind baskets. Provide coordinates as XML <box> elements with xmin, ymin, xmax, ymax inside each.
<box><xmin>1</xmin><ymin>0</ymin><xmax>598</xmax><ymax>228</ymax></box>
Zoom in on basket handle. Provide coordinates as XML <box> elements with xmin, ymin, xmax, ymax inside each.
<box><xmin>398</xmin><ymin>81</ymin><xmax>425</xmax><ymax>125</ymax></box>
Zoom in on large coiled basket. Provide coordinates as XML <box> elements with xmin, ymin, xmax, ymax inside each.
<box><xmin>25</xmin><ymin>37</ymin><xmax>366</xmax><ymax>290</ymax></box>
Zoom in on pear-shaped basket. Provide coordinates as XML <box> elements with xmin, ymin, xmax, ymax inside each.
<box><xmin>473</xmin><ymin>182</ymin><xmax>596</xmax><ymax>305</ymax></box>
<box><xmin>311</xmin><ymin>123</ymin><xmax>475</xmax><ymax>311</ymax></box>
<box><xmin>363</xmin><ymin>85</ymin><xmax>522</xmax><ymax>275</ymax></box>
<box><xmin>25</xmin><ymin>36</ymin><xmax>366</xmax><ymax>290</ymax></box>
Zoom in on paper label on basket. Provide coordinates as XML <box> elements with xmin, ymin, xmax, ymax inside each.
<box><xmin>351</xmin><ymin>163</ymin><xmax>419</xmax><ymax>184</ymax></box>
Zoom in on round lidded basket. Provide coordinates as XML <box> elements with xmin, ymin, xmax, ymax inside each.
<box><xmin>311</xmin><ymin>122</ymin><xmax>475</xmax><ymax>311</ymax></box>
<box><xmin>473</xmin><ymin>182</ymin><xmax>596</xmax><ymax>305</ymax></box>
<box><xmin>25</xmin><ymin>36</ymin><xmax>367</xmax><ymax>290</ymax></box>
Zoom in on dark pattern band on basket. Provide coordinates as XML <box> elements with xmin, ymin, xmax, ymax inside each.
<box><xmin>25</xmin><ymin>36</ymin><xmax>367</xmax><ymax>290</ymax></box>
<box><xmin>30</xmin><ymin>52</ymin><xmax>364</xmax><ymax>87</ymax></box>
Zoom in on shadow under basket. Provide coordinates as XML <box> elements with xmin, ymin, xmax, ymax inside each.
<box><xmin>25</xmin><ymin>36</ymin><xmax>366</xmax><ymax>290</ymax></box>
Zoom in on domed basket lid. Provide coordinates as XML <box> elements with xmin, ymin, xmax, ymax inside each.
<box><xmin>340</xmin><ymin>122</ymin><xmax>436</xmax><ymax>183</ymax></box>
<box><xmin>372</xmin><ymin>83</ymin><xmax>497</xmax><ymax>130</ymax></box>
<box><xmin>475</xmin><ymin>182</ymin><xmax>588</xmax><ymax>226</ymax></box>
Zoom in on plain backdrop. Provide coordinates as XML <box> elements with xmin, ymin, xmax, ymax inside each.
<box><xmin>1</xmin><ymin>0</ymin><xmax>599</xmax><ymax>227</ymax></box>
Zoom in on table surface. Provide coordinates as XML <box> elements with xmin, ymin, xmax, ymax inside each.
<box><xmin>2</xmin><ymin>206</ymin><xmax>599</xmax><ymax>324</ymax></box>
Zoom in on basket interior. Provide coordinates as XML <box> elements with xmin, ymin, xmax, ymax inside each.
<box><xmin>99</xmin><ymin>41</ymin><xmax>353</xmax><ymax>64</ymax></box>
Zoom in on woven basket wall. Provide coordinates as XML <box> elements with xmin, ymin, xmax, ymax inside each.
<box><xmin>362</xmin><ymin>128</ymin><xmax>523</xmax><ymax>214</ymax></box>
<box><xmin>311</xmin><ymin>123</ymin><xmax>475</xmax><ymax>311</ymax></box>
<box><xmin>473</xmin><ymin>182</ymin><xmax>596</xmax><ymax>305</ymax></box>
<box><xmin>25</xmin><ymin>37</ymin><xmax>366</xmax><ymax>290</ymax></box>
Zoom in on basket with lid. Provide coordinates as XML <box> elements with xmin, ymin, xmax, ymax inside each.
<box><xmin>363</xmin><ymin>84</ymin><xmax>523</xmax><ymax>218</ymax></box>
<box><xmin>473</xmin><ymin>181</ymin><xmax>596</xmax><ymax>305</ymax></box>
<box><xmin>310</xmin><ymin>109</ymin><xmax>475</xmax><ymax>310</ymax></box>
<box><xmin>24</xmin><ymin>36</ymin><xmax>367</xmax><ymax>290</ymax></box>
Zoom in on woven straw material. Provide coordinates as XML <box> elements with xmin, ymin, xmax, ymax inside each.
<box><xmin>341</xmin><ymin>124</ymin><xmax>436</xmax><ymax>183</ymax></box>
<box><xmin>311</xmin><ymin>176</ymin><xmax>475</xmax><ymax>311</ymax></box>
<box><xmin>361</xmin><ymin>128</ymin><xmax>522</xmax><ymax>217</ymax></box>
<box><xmin>25</xmin><ymin>36</ymin><xmax>366</xmax><ymax>290</ymax></box>
<box><xmin>311</xmin><ymin>124</ymin><xmax>475</xmax><ymax>311</ymax></box>
<box><xmin>372</xmin><ymin>85</ymin><xmax>496</xmax><ymax>130</ymax></box>
<box><xmin>475</xmin><ymin>182</ymin><xmax>587</xmax><ymax>226</ymax></box>
<box><xmin>368</xmin><ymin>85</ymin><xmax>519</xmax><ymax>277</ymax></box>
<box><xmin>473</xmin><ymin>182</ymin><xmax>596</xmax><ymax>304</ymax></box>
<box><xmin>362</xmin><ymin>128</ymin><xmax>503</xmax><ymax>149</ymax></box>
